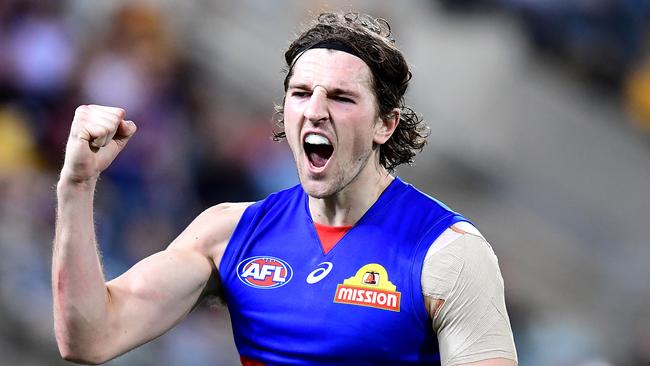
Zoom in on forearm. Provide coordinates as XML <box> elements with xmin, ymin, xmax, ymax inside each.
<box><xmin>52</xmin><ymin>178</ymin><xmax>112</xmax><ymax>362</ymax></box>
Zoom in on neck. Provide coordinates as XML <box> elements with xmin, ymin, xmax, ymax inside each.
<box><xmin>308</xmin><ymin>166</ymin><xmax>394</xmax><ymax>226</ymax></box>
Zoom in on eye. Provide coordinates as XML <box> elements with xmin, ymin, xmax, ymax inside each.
<box><xmin>291</xmin><ymin>91</ymin><xmax>310</xmax><ymax>98</ymax></box>
<box><xmin>332</xmin><ymin>96</ymin><xmax>354</xmax><ymax>104</ymax></box>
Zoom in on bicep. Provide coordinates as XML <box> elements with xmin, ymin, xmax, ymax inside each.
<box><xmin>105</xmin><ymin>247</ymin><xmax>214</xmax><ymax>355</ymax></box>
<box><xmin>422</xmin><ymin>231</ymin><xmax>518</xmax><ymax>366</ymax></box>
<box><xmin>100</xmin><ymin>203</ymin><xmax>247</xmax><ymax>358</ymax></box>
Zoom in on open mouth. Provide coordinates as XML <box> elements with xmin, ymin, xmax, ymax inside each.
<box><xmin>304</xmin><ymin>133</ymin><xmax>333</xmax><ymax>168</ymax></box>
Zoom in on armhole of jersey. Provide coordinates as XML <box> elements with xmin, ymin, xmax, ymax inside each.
<box><xmin>409</xmin><ymin>214</ymin><xmax>472</xmax><ymax>330</ymax></box>
<box><xmin>218</xmin><ymin>201</ymin><xmax>263</xmax><ymax>278</ymax></box>
<box><xmin>425</xmin><ymin>221</ymin><xmax>481</xmax><ymax>260</ymax></box>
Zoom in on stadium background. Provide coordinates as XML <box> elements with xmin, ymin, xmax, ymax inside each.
<box><xmin>1</xmin><ymin>0</ymin><xmax>649</xmax><ymax>365</ymax></box>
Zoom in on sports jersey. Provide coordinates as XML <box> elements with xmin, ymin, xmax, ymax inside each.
<box><xmin>219</xmin><ymin>177</ymin><xmax>468</xmax><ymax>365</ymax></box>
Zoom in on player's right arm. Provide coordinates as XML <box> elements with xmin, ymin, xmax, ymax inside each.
<box><xmin>52</xmin><ymin>105</ymin><xmax>246</xmax><ymax>364</ymax></box>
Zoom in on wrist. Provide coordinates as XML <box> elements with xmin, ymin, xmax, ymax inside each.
<box><xmin>57</xmin><ymin>173</ymin><xmax>98</xmax><ymax>194</ymax></box>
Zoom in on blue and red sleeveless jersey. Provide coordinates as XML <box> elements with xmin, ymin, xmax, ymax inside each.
<box><xmin>219</xmin><ymin>177</ymin><xmax>468</xmax><ymax>365</ymax></box>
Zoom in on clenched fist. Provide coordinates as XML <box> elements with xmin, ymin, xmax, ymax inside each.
<box><xmin>60</xmin><ymin>105</ymin><xmax>137</xmax><ymax>184</ymax></box>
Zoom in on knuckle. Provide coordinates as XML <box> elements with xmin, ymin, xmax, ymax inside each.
<box><xmin>74</xmin><ymin>105</ymin><xmax>88</xmax><ymax>116</ymax></box>
<box><xmin>100</xmin><ymin>125</ymin><xmax>111</xmax><ymax>136</ymax></box>
<box><xmin>88</xmin><ymin>124</ymin><xmax>105</xmax><ymax>136</ymax></box>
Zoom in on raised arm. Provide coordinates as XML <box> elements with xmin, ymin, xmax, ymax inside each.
<box><xmin>52</xmin><ymin>105</ymin><xmax>247</xmax><ymax>364</ymax></box>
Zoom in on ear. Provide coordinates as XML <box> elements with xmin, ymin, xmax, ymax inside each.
<box><xmin>373</xmin><ymin>108</ymin><xmax>400</xmax><ymax>145</ymax></box>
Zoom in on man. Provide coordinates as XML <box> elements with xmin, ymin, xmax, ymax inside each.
<box><xmin>53</xmin><ymin>12</ymin><xmax>517</xmax><ymax>366</ymax></box>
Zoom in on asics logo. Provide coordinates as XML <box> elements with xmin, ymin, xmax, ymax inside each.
<box><xmin>306</xmin><ymin>262</ymin><xmax>333</xmax><ymax>284</ymax></box>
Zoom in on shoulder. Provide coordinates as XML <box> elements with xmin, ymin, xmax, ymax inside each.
<box><xmin>203</xmin><ymin>202</ymin><xmax>254</xmax><ymax>239</ymax></box>
<box><xmin>397</xmin><ymin>179</ymin><xmax>459</xmax><ymax>213</ymax></box>
<box><xmin>203</xmin><ymin>202</ymin><xmax>254</xmax><ymax>221</ymax></box>
<box><xmin>167</xmin><ymin>202</ymin><xmax>253</xmax><ymax>266</ymax></box>
<box><xmin>421</xmin><ymin>224</ymin><xmax>518</xmax><ymax>365</ymax></box>
<box><xmin>422</xmin><ymin>222</ymin><xmax>501</xmax><ymax>299</ymax></box>
<box><xmin>255</xmin><ymin>184</ymin><xmax>304</xmax><ymax>209</ymax></box>
<box><xmin>425</xmin><ymin>222</ymin><xmax>494</xmax><ymax>263</ymax></box>
<box><xmin>388</xmin><ymin>180</ymin><xmax>466</xmax><ymax>237</ymax></box>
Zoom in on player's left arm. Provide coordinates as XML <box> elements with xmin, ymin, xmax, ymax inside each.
<box><xmin>421</xmin><ymin>222</ymin><xmax>518</xmax><ymax>366</ymax></box>
<box><xmin>452</xmin><ymin>359</ymin><xmax>516</xmax><ymax>366</ymax></box>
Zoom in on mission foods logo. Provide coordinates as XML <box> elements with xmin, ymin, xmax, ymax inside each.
<box><xmin>333</xmin><ymin>263</ymin><xmax>401</xmax><ymax>312</ymax></box>
<box><xmin>237</xmin><ymin>256</ymin><xmax>293</xmax><ymax>289</ymax></box>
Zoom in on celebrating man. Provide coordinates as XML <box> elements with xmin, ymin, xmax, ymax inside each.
<box><xmin>53</xmin><ymin>12</ymin><xmax>517</xmax><ymax>365</ymax></box>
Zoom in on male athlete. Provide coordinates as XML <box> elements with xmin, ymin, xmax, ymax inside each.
<box><xmin>53</xmin><ymin>12</ymin><xmax>517</xmax><ymax>366</ymax></box>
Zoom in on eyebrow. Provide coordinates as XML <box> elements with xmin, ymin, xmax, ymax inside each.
<box><xmin>287</xmin><ymin>83</ymin><xmax>360</xmax><ymax>98</ymax></box>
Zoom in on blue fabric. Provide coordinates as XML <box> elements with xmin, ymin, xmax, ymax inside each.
<box><xmin>219</xmin><ymin>177</ymin><xmax>469</xmax><ymax>365</ymax></box>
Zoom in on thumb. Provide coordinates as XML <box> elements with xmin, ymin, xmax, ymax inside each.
<box><xmin>114</xmin><ymin>119</ymin><xmax>137</xmax><ymax>149</ymax></box>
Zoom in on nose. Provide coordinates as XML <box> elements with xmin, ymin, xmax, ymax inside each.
<box><xmin>303</xmin><ymin>86</ymin><xmax>329</xmax><ymax>124</ymax></box>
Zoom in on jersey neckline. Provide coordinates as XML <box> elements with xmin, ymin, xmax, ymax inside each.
<box><xmin>302</xmin><ymin>176</ymin><xmax>408</xmax><ymax>256</ymax></box>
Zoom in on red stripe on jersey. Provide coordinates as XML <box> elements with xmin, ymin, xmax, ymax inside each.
<box><xmin>314</xmin><ymin>222</ymin><xmax>352</xmax><ymax>254</ymax></box>
<box><xmin>240</xmin><ymin>355</ymin><xmax>266</xmax><ymax>366</ymax></box>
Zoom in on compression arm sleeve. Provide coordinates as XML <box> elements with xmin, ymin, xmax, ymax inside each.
<box><xmin>421</xmin><ymin>222</ymin><xmax>518</xmax><ymax>365</ymax></box>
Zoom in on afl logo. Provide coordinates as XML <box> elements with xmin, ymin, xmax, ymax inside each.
<box><xmin>237</xmin><ymin>256</ymin><xmax>293</xmax><ymax>289</ymax></box>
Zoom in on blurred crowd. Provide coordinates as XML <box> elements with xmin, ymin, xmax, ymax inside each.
<box><xmin>0</xmin><ymin>0</ymin><xmax>649</xmax><ymax>365</ymax></box>
<box><xmin>442</xmin><ymin>0</ymin><xmax>650</xmax><ymax>133</ymax></box>
<box><xmin>0</xmin><ymin>1</ymin><xmax>290</xmax><ymax>364</ymax></box>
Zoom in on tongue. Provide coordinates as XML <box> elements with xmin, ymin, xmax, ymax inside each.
<box><xmin>309</xmin><ymin>152</ymin><xmax>328</xmax><ymax>168</ymax></box>
<box><xmin>308</xmin><ymin>145</ymin><xmax>331</xmax><ymax>168</ymax></box>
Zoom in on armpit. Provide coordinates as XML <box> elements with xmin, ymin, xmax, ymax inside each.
<box><xmin>421</xmin><ymin>228</ymin><xmax>517</xmax><ymax>365</ymax></box>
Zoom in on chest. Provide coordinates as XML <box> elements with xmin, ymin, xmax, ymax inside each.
<box><xmin>220</xmin><ymin>215</ymin><xmax>437</xmax><ymax>365</ymax></box>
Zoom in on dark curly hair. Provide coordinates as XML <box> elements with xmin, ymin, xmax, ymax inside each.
<box><xmin>273</xmin><ymin>11</ymin><xmax>429</xmax><ymax>172</ymax></box>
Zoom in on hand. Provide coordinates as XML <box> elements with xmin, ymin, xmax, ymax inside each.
<box><xmin>60</xmin><ymin>105</ymin><xmax>137</xmax><ymax>184</ymax></box>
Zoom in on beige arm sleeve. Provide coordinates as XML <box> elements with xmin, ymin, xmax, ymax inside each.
<box><xmin>421</xmin><ymin>223</ymin><xmax>517</xmax><ymax>365</ymax></box>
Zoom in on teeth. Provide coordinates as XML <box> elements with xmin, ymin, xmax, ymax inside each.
<box><xmin>304</xmin><ymin>133</ymin><xmax>331</xmax><ymax>145</ymax></box>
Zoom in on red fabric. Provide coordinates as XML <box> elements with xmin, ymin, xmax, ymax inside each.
<box><xmin>240</xmin><ymin>356</ymin><xmax>266</xmax><ymax>366</ymax></box>
<box><xmin>314</xmin><ymin>222</ymin><xmax>352</xmax><ymax>254</ymax></box>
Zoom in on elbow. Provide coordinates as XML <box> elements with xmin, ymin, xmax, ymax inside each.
<box><xmin>55</xmin><ymin>331</ymin><xmax>112</xmax><ymax>365</ymax></box>
<box><xmin>53</xmin><ymin>301</ymin><xmax>116</xmax><ymax>364</ymax></box>
<box><xmin>58</xmin><ymin>344</ymin><xmax>111</xmax><ymax>365</ymax></box>
<box><xmin>59</xmin><ymin>351</ymin><xmax>107</xmax><ymax>365</ymax></box>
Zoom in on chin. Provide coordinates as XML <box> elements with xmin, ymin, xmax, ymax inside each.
<box><xmin>299</xmin><ymin>178</ymin><xmax>338</xmax><ymax>199</ymax></box>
